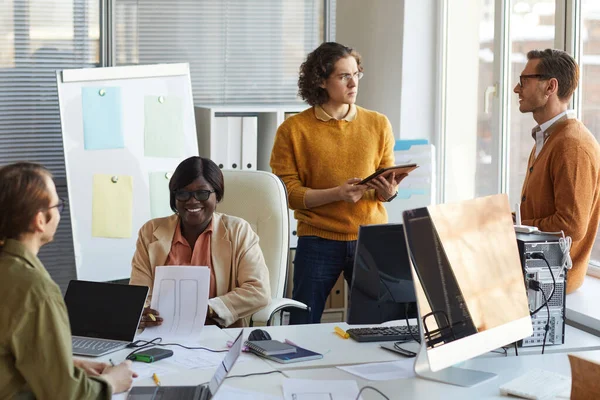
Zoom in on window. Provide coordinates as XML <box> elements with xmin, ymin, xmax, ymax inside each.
<box><xmin>114</xmin><ymin>0</ymin><xmax>327</xmax><ymax>104</ymax></box>
<box><xmin>580</xmin><ymin>0</ymin><xmax>600</xmax><ymax>269</ymax></box>
<box><xmin>0</xmin><ymin>0</ymin><xmax>100</xmax><ymax>291</ymax></box>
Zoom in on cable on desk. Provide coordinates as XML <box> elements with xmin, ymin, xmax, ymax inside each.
<box><xmin>226</xmin><ymin>370</ymin><xmax>288</xmax><ymax>380</ymax></box>
<box><xmin>125</xmin><ymin>337</ymin><xmax>229</xmax><ymax>361</ymax></box>
<box><xmin>356</xmin><ymin>385</ymin><xmax>390</xmax><ymax>400</ymax></box>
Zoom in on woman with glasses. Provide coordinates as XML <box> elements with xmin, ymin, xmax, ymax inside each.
<box><xmin>0</xmin><ymin>162</ymin><xmax>136</xmax><ymax>399</ymax></box>
<box><xmin>270</xmin><ymin>42</ymin><xmax>407</xmax><ymax>324</ymax></box>
<box><xmin>130</xmin><ymin>156</ymin><xmax>270</xmax><ymax>328</ymax></box>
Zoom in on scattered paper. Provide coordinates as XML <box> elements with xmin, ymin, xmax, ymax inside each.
<box><xmin>144</xmin><ymin>95</ymin><xmax>185</xmax><ymax>158</ymax></box>
<box><xmin>91</xmin><ymin>174</ymin><xmax>132</xmax><ymax>238</ymax></box>
<box><xmin>81</xmin><ymin>87</ymin><xmax>124</xmax><ymax>150</ymax></box>
<box><xmin>213</xmin><ymin>385</ymin><xmax>282</xmax><ymax>400</ymax></box>
<box><xmin>149</xmin><ymin>171</ymin><xmax>174</xmax><ymax>218</ymax></box>
<box><xmin>283</xmin><ymin>379</ymin><xmax>360</xmax><ymax>400</ymax></box>
<box><xmin>337</xmin><ymin>360</ymin><xmax>415</xmax><ymax>381</ymax></box>
<box><xmin>141</xmin><ymin>266</ymin><xmax>210</xmax><ymax>340</ymax></box>
<box><xmin>130</xmin><ymin>362</ymin><xmax>177</xmax><ymax>380</ymax></box>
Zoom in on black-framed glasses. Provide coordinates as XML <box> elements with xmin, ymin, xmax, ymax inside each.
<box><xmin>49</xmin><ymin>198</ymin><xmax>67</xmax><ymax>214</ymax></box>
<box><xmin>518</xmin><ymin>74</ymin><xmax>551</xmax><ymax>87</ymax></box>
<box><xmin>174</xmin><ymin>189</ymin><xmax>215</xmax><ymax>202</ymax></box>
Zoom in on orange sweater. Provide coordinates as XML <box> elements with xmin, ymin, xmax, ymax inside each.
<box><xmin>270</xmin><ymin>106</ymin><xmax>395</xmax><ymax>241</ymax></box>
<box><xmin>520</xmin><ymin>118</ymin><xmax>600</xmax><ymax>293</ymax></box>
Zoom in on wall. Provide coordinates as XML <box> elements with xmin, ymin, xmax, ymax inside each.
<box><xmin>336</xmin><ymin>1</ymin><xmax>440</xmax><ymax>144</ymax></box>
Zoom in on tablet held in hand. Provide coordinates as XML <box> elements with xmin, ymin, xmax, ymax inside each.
<box><xmin>358</xmin><ymin>163</ymin><xmax>418</xmax><ymax>185</ymax></box>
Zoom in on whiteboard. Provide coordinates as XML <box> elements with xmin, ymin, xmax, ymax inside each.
<box><xmin>57</xmin><ymin>63</ymin><xmax>198</xmax><ymax>281</ymax></box>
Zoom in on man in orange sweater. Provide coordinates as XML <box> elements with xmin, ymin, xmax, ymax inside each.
<box><xmin>270</xmin><ymin>42</ymin><xmax>406</xmax><ymax>324</ymax></box>
<box><xmin>514</xmin><ymin>49</ymin><xmax>600</xmax><ymax>293</ymax></box>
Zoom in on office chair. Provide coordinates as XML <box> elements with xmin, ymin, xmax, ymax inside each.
<box><xmin>219</xmin><ymin>170</ymin><xmax>308</xmax><ymax>325</ymax></box>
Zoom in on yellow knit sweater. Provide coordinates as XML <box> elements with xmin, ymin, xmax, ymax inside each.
<box><xmin>521</xmin><ymin>118</ymin><xmax>600</xmax><ymax>293</ymax></box>
<box><xmin>270</xmin><ymin>106</ymin><xmax>395</xmax><ymax>241</ymax></box>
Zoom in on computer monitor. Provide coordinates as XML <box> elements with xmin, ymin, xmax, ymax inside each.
<box><xmin>402</xmin><ymin>194</ymin><xmax>532</xmax><ymax>387</ymax></box>
<box><xmin>347</xmin><ymin>223</ymin><xmax>418</xmax><ymax>325</ymax></box>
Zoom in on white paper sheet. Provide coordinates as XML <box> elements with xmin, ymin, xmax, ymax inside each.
<box><xmin>337</xmin><ymin>360</ymin><xmax>415</xmax><ymax>381</ymax></box>
<box><xmin>213</xmin><ymin>385</ymin><xmax>282</xmax><ymax>399</ymax></box>
<box><xmin>283</xmin><ymin>379</ymin><xmax>360</xmax><ymax>400</ymax></box>
<box><xmin>139</xmin><ymin>266</ymin><xmax>210</xmax><ymax>340</ymax></box>
<box><xmin>130</xmin><ymin>362</ymin><xmax>177</xmax><ymax>380</ymax></box>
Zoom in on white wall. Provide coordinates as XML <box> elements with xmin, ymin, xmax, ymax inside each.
<box><xmin>336</xmin><ymin>1</ymin><xmax>440</xmax><ymax>143</ymax></box>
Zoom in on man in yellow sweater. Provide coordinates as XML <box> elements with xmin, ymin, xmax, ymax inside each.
<box><xmin>514</xmin><ymin>49</ymin><xmax>600</xmax><ymax>293</ymax></box>
<box><xmin>270</xmin><ymin>42</ymin><xmax>405</xmax><ymax>324</ymax></box>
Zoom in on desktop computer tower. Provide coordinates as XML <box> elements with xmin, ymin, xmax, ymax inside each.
<box><xmin>516</xmin><ymin>233</ymin><xmax>566</xmax><ymax>347</ymax></box>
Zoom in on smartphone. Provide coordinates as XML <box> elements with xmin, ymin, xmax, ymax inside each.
<box><xmin>380</xmin><ymin>343</ymin><xmax>417</xmax><ymax>358</ymax></box>
<box><xmin>127</xmin><ymin>347</ymin><xmax>173</xmax><ymax>363</ymax></box>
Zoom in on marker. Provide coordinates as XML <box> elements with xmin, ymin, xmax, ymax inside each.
<box><xmin>152</xmin><ymin>373</ymin><xmax>161</xmax><ymax>387</ymax></box>
<box><xmin>334</xmin><ymin>326</ymin><xmax>349</xmax><ymax>339</ymax></box>
<box><xmin>148</xmin><ymin>314</ymin><xmax>156</xmax><ymax>322</ymax></box>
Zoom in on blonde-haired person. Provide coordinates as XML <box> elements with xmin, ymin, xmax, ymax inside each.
<box><xmin>0</xmin><ymin>162</ymin><xmax>136</xmax><ymax>399</ymax></box>
<box><xmin>270</xmin><ymin>42</ymin><xmax>407</xmax><ymax>324</ymax></box>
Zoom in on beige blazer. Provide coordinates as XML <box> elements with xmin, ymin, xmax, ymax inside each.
<box><xmin>130</xmin><ymin>212</ymin><xmax>270</xmax><ymax>327</ymax></box>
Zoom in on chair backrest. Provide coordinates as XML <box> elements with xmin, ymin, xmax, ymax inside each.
<box><xmin>218</xmin><ymin>170</ymin><xmax>289</xmax><ymax>300</ymax></box>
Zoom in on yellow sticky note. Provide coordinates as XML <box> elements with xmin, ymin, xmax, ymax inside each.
<box><xmin>92</xmin><ymin>174</ymin><xmax>133</xmax><ymax>238</ymax></box>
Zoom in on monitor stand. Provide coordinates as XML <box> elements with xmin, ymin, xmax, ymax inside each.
<box><xmin>413</xmin><ymin>342</ymin><xmax>497</xmax><ymax>387</ymax></box>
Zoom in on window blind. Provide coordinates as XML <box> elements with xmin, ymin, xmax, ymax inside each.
<box><xmin>114</xmin><ymin>0</ymin><xmax>329</xmax><ymax>104</ymax></box>
<box><xmin>0</xmin><ymin>0</ymin><xmax>100</xmax><ymax>292</ymax></box>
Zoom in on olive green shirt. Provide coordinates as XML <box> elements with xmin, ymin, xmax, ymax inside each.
<box><xmin>0</xmin><ymin>239</ymin><xmax>111</xmax><ymax>399</ymax></box>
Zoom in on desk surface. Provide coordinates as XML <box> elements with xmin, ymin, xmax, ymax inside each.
<box><xmin>102</xmin><ymin>323</ymin><xmax>600</xmax><ymax>399</ymax></box>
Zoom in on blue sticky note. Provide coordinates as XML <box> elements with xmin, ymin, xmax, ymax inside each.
<box><xmin>81</xmin><ymin>87</ymin><xmax>124</xmax><ymax>150</ymax></box>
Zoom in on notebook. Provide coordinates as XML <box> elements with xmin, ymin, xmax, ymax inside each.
<box><xmin>257</xmin><ymin>343</ymin><xmax>323</xmax><ymax>364</ymax></box>
<box><xmin>245</xmin><ymin>340</ymin><xmax>297</xmax><ymax>356</ymax></box>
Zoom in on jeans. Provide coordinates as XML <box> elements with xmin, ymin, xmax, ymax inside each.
<box><xmin>290</xmin><ymin>236</ymin><xmax>357</xmax><ymax>324</ymax></box>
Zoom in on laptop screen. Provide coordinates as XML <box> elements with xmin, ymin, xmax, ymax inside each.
<box><xmin>64</xmin><ymin>280</ymin><xmax>148</xmax><ymax>341</ymax></box>
<box><xmin>208</xmin><ymin>330</ymin><xmax>243</xmax><ymax>395</ymax></box>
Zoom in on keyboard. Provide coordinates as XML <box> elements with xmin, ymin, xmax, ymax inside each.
<box><xmin>346</xmin><ymin>325</ymin><xmax>420</xmax><ymax>343</ymax></box>
<box><xmin>72</xmin><ymin>337</ymin><xmax>126</xmax><ymax>356</ymax></box>
<box><xmin>499</xmin><ymin>368</ymin><xmax>571</xmax><ymax>399</ymax></box>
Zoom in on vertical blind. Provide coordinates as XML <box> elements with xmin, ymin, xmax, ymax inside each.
<box><xmin>0</xmin><ymin>0</ymin><xmax>333</xmax><ymax>289</ymax></box>
<box><xmin>114</xmin><ymin>0</ymin><xmax>327</xmax><ymax>104</ymax></box>
<box><xmin>0</xmin><ymin>0</ymin><xmax>100</xmax><ymax>292</ymax></box>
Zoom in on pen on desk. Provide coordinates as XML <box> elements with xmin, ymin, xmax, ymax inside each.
<box><xmin>109</xmin><ymin>359</ymin><xmax>115</xmax><ymax>367</ymax></box>
<box><xmin>152</xmin><ymin>373</ymin><xmax>161</xmax><ymax>387</ymax></box>
<box><xmin>334</xmin><ymin>326</ymin><xmax>349</xmax><ymax>339</ymax></box>
<box><xmin>284</xmin><ymin>339</ymin><xmax>299</xmax><ymax>347</ymax></box>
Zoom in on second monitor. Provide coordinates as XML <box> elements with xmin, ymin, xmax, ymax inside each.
<box><xmin>347</xmin><ymin>223</ymin><xmax>418</xmax><ymax>325</ymax></box>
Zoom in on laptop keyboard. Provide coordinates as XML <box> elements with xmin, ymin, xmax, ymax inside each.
<box><xmin>346</xmin><ymin>325</ymin><xmax>420</xmax><ymax>343</ymax></box>
<box><xmin>153</xmin><ymin>385</ymin><xmax>210</xmax><ymax>400</ymax></box>
<box><xmin>72</xmin><ymin>337</ymin><xmax>125</xmax><ymax>355</ymax></box>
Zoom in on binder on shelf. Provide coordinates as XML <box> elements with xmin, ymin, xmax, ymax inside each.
<box><xmin>385</xmin><ymin>140</ymin><xmax>436</xmax><ymax>224</ymax></box>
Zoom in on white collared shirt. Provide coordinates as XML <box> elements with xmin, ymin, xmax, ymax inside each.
<box><xmin>533</xmin><ymin>110</ymin><xmax>576</xmax><ymax>158</ymax></box>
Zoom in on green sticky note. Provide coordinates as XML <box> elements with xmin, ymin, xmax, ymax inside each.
<box><xmin>149</xmin><ymin>171</ymin><xmax>174</xmax><ymax>218</ymax></box>
<box><xmin>144</xmin><ymin>95</ymin><xmax>185</xmax><ymax>158</ymax></box>
<box><xmin>92</xmin><ymin>174</ymin><xmax>133</xmax><ymax>238</ymax></box>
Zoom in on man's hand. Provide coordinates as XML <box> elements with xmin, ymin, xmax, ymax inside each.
<box><xmin>139</xmin><ymin>307</ymin><xmax>163</xmax><ymax>329</ymax></box>
<box><xmin>74</xmin><ymin>359</ymin><xmax>108</xmax><ymax>376</ymax></box>
<box><xmin>338</xmin><ymin>178</ymin><xmax>369</xmax><ymax>203</ymax></box>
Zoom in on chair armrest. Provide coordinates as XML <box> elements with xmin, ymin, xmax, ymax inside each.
<box><xmin>251</xmin><ymin>297</ymin><xmax>308</xmax><ymax>325</ymax></box>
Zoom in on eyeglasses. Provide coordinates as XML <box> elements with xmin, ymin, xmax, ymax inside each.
<box><xmin>174</xmin><ymin>189</ymin><xmax>215</xmax><ymax>202</ymax></box>
<box><xmin>338</xmin><ymin>71</ymin><xmax>364</xmax><ymax>84</ymax></box>
<box><xmin>48</xmin><ymin>198</ymin><xmax>67</xmax><ymax>214</ymax></box>
<box><xmin>518</xmin><ymin>74</ymin><xmax>551</xmax><ymax>88</ymax></box>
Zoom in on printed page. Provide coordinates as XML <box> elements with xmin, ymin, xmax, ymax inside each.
<box><xmin>140</xmin><ymin>266</ymin><xmax>210</xmax><ymax>340</ymax></box>
<box><xmin>283</xmin><ymin>379</ymin><xmax>360</xmax><ymax>400</ymax></box>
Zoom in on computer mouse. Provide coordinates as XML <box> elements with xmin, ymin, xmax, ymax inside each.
<box><xmin>248</xmin><ymin>328</ymin><xmax>271</xmax><ymax>341</ymax></box>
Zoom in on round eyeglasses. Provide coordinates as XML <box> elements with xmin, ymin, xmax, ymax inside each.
<box><xmin>339</xmin><ymin>71</ymin><xmax>364</xmax><ymax>84</ymax></box>
<box><xmin>48</xmin><ymin>198</ymin><xmax>67</xmax><ymax>214</ymax></box>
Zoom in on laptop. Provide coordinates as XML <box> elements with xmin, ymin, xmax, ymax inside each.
<box><xmin>126</xmin><ymin>330</ymin><xmax>245</xmax><ymax>400</ymax></box>
<box><xmin>64</xmin><ymin>280</ymin><xmax>148</xmax><ymax>357</ymax></box>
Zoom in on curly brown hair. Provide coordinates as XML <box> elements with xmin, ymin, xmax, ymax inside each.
<box><xmin>298</xmin><ymin>42</ymin><xmax>363</xmax><ymax>106</ymax></box>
